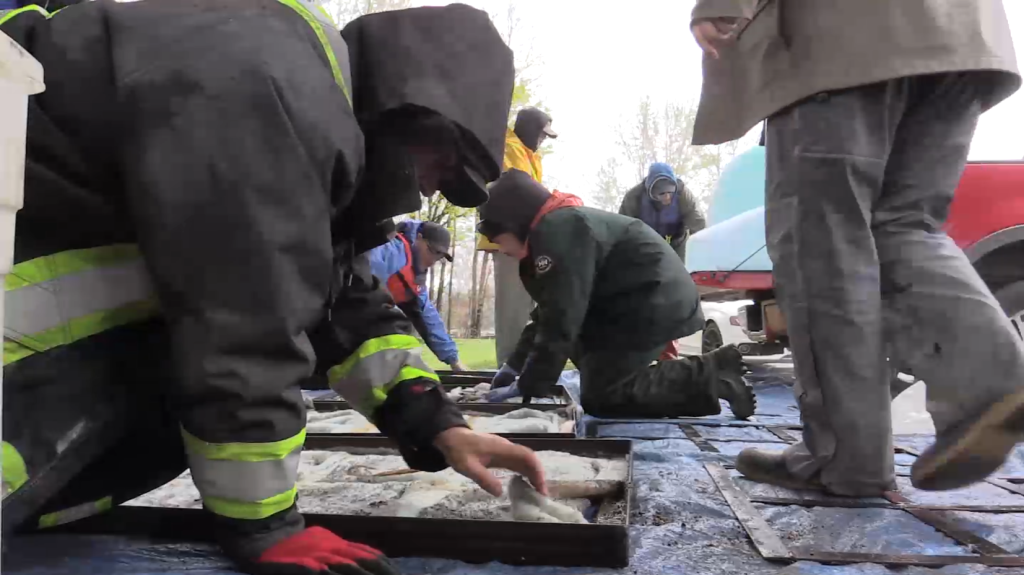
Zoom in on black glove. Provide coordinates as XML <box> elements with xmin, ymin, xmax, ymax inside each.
<box><xmin>518</xmin><ymin>375</ymin><xmax>559</xmax><ymax>406</ymax></box>
<box><xmin>490</xmin><ymin>363</ymin><xmax>519</xmax><ymax>389</ymax></box>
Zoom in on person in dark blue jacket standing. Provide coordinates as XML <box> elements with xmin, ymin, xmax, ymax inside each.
<box><xmin>618</xmin><ymin>162</ymin><xmax>706</xmax><ymax>262</ymax></box>
<box><xmin>368</xmin><ymin>220</ymin><xmax>467</xmax><ymax>371</ymax></box>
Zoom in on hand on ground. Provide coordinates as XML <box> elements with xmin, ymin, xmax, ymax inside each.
<box><xmin>434</xmin><ymin>427</ymin><xmax>548</xmax><ymax>497</ymax></box>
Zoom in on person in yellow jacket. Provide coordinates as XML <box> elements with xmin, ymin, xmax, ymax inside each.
<box><xmin>504</xmin><ymin>107</ymin><xmax>556</xmax><ymax>181</ymax></box>
<box><xmin>493</xmin><ymin>107</ymin><xmax>558</xmax><ymax>365</ymax></box>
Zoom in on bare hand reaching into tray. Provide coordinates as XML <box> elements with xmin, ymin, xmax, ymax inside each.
<box><xmin>434</xmin><ymin>427</ymin><xmax>548</xmax><ymax>497</ymax></box>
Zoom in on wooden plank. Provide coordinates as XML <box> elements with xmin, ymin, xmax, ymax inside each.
<box><xmin>793</xmin><ymin>551</ymin><xmax>1024</xmax><ymax>567</ymax></box>
<box><xmin>748</xmin><ymin>496</ymin><xmax>899</xmax><ymax>510</ymax></box>
<box><xmin>894</xmin><ymin>444</ymin><xmax>921</xmax><ymax>457</ymax></box>
<box><xmin>766</xmin><ymin>427</ymin><xmax>799</xmax><ymax>444</ymax></box>
<box><xmin>693</xmin><ymin>437</ymin><xmax>786</xmax><ymax>444</ymax></box>
<box><xmin>679</xmin><ymin>424</ymin><xmax>720</xmax><ymax>453</ymax></box>
<box><xmin>883</xmin><ymin>491</ymin><xmax>1011</xmax><ymax>556</ymax></box>
<box><xmin>986</xmin><ymin>477</ymin><xmax>1024</xmax><ymax>497</ymax></box>
<box><xmin>749</xmin><ymin>496</ymin><xmax>1024</xmax><ymax>513</ymax></box>
<box><xmin>704</xmin><ymin>463</ymin><xmax>793</xmax><ymax>561</ymax></box>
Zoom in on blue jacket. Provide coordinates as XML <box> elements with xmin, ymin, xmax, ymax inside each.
<box><xmin>368</xmin><ymin>220</ymin><xmax>459</xmax><ymax>365</ymax></box>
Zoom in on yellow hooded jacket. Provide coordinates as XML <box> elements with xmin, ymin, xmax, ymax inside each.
<box><xmin>478</xmin><ymin>129</ymin><xmax>544</xmax><ymax>250</ymax></box>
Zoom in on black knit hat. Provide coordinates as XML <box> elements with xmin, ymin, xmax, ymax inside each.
<box><xmin>477</xmin><ymin>169</ymin><xmax>552</xmax><ymax>242</ymax></box>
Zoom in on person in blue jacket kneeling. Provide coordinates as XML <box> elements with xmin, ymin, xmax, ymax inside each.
<box><xmin>369</xmin><ymin>220</ymin><xmax>468</xmax><ymax>371</ymax></box>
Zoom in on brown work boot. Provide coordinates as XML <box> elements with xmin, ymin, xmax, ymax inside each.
<box><xmin>706</xmin><ymin>345</ymin><xmax>756</xmax><ymax>420</ymax></box>
<box><xmin>736</xmin><ymin>448</ymin><xmax>824</xmax><ymax>491</ymax></box>
<box><xmin>912</xmin><ymin>389</ymin><xmax>1024</xmax><ymax>491</ymax></box>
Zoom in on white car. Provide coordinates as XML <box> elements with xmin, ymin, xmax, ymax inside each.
<box><xmin>699</xmin><ymin>300</ymin><xmax>763</xmax><ymax>355</ymax></box>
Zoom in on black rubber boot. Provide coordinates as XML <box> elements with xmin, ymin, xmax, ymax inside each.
<box><xmin>705</xmin><ymin>345</ymin><xmax>756</xmax><ymax>420</ymax></box>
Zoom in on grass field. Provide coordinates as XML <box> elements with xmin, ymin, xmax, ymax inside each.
<box><xmin>422</xmin><ymin>338</ymin><xmax>499</xmax><ymax>371</ymax></box>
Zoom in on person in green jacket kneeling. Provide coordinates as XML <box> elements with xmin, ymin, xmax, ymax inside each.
<box><xmin>478</xmin><ymin>169</ymin><xmax>755</xmax><ymax>420</ymax></box>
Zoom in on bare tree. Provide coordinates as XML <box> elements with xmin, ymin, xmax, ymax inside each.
<box><xmin>611</xmin><ymin>97</ymin><xmax>750</xmax><ymax>214</ymax></box>
<box><xmin>445</xmin><ymin>221</ymin><xmax>456</xmax><ymax>328</ymax></box>
<box><xmin>321</xmin><ymin>0</ymin><xmax>411</xmax><ymax>27</ymax></box>
<box><xmin>592</xmin><ymin>158</ymin><xmax>624</xmax><ymax>212</ymax></box>
<box><xmin>469</xmin><ymin>214</ymin><xmax>481</xmax><ymax>335</ymax></box>
<box><xmin>472</xmin><ymin>252</ymin><xmax>492</xmax><ymax>337</ymax></box>
<box><xmin>617</xmin><ymin>97</ymin><xmax>661</xmax><ymax>182</ymax></box>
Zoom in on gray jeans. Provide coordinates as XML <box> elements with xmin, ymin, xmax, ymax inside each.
<box><xmin>766</xmin><ymin>72</ymin><xmax>1024</xmax><ymax>496</ymax></box>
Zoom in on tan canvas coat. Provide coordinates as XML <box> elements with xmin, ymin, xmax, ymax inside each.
<box><xmin>691</xmin><ymin>0</ymin><xmax>1021</xmax><ymax>144</ymax></box>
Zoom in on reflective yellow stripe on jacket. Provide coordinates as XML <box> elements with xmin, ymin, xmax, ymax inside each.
<box><xmin>3</xmin><ymin>244</ymin><xmax>160</xmax><ymax>366</ymax></box>
<box><xmin>0</xmin><ymin>4</ymin><xmax>47</xmax><ymax>25</ymax></box>
<box><xmin>327</xmin><ymin>334</ymin><xmax>439</xmax><ymax>416</ymax></box>
<box><xmin>277</xmin><ymin>0</ymin><xmax>352</xmax><ymax>106</ymax></box>
<box><xmin>183</xmin><ymin>428</ymin><xmax>306</xmax><ymax>520</ymax></box>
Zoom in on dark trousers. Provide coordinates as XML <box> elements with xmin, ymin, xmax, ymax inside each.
<box><xmin>578</xmin><ymin>345</ymin><xmax>720</xmax><ymax>419</ymax></box>
<box><xmin>766</xmin><ymin>72</ymin><xmax>1024</xmax><ymax>495</ymax></box>
<box><xmin>2</xmin><ymin>321</ymin><xmax>185</xmax><ymax>534</ymax></box>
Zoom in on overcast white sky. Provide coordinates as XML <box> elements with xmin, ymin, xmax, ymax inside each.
<box><xmin>414</xmin><ymin>0</ymin><xmax>1024</xmax><ymax>204</ymax></box>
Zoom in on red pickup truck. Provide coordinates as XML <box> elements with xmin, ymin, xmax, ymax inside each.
<box><xmin>692</xmin><ymin>161</ymin><xmax>1024</xmax><ymax>347</ymax></box>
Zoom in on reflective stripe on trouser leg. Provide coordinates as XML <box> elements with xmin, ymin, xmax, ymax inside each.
<box><xmin>182</xmin><ymin>428</ymin><xmax>305</xmax><ymax>520</ymax></box>
<box><xmin>2</xmin><ymin>441</ymin><xmax>28</xmax><ymax>498</ymax></box>
<box><xmin>327</xmin><ymin>334</ymin><xmax>439</xmax><ymax>416</ymax></box>
<box><xmin>37</xmin><ymin>496</ymin><xmax>113</xmax><ymax>529</ymax></box>
<box><xmin>3</xmin><ymin>244</ymin><xmax>160</xmax><ymax>365</ymax></box>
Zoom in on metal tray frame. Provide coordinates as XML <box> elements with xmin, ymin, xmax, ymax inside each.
<box><xmin>311</xmin><ymin>373</ymin><xmax>571</xmax><ymax>414</ymax></box>
<box><xmin>44</xmin><ymin>437</ymin><xmax>635</xmax><ymax>568</ymax></box>
<box><xmin>306</xmin><ymin>432</ymin><xmax>576</xmax><ymax>441</ymax></box>
<box><xmin>312</xmin><ymin>399</ymin><xmax>567</xmax><ymax>414</ymax></box>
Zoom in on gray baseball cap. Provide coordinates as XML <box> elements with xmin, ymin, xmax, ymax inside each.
<box><xmin>419</xmin><ymin>222</ymin><xmax>453</xmax><ymax>261</ymax></box>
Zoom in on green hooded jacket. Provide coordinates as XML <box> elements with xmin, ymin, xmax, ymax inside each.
<box><xmin>510</xmin><ymin>204</ymin><xmax>705</xmax><ymax>392</ymax></box>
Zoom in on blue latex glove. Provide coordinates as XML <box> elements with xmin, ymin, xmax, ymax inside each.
<box><xmin>485</xmin><ymin>381</ymin><xmax>521</xmax><ymax>402</ymax></box>
<box><xmin>490</xmin><ymin>363</ymin><xmax>519</xmax><ymax>389</ymax></box>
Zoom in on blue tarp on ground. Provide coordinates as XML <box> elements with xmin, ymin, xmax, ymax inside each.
<box><xmin>6</xmin><ymin>362</ymin><xmax>1024</xmax><ymax>574</ymax></box>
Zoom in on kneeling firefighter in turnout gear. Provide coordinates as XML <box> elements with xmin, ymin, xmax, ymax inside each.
<box><xmin>1</xmin><ymin>2</ymin><xmax>547</xmax><ymax>574</ymax></box>
<box><xmin>367</xmin><ymin>220</ymin><xmax>468</xmax><ymax>371</ymax></box>
<box><xmin>478</xmin><ymin>169</ymin><xmax>756</xmax><ymax>420</ymax></box>
<box><xmin>691</xmin><ymin>0</ymin><xmax>1023</xmax><ymax>496</ymax></box>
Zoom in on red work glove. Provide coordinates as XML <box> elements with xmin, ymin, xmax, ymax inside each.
<box><xmin>250</xmin><ymin>527</ymin><xmax>399</xmax><ymax>575</ymax></box>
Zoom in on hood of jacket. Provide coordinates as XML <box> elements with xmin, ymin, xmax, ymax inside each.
<box><xmin>341</xmin><ymin>4</ymin><xmax>514</xmax><ymax>221</ymax></box>
<box><xmin>644</xmin><ymin>162</ymin><xmax>677</xmax><ymax>200</ymax></box>
<box><xmin>478</xmin><ymin>169</ymin><xmax>583</xmax><ymax>242</ymax></box>
<box><xmin>512</xmin><ymin>106</ymin><xmax>553</xmax><ymax>152</ymax></box>
<box><xmin>529</xmin><ymin>191</ymin><xmax>585</xmax><ymax>232</ymax></box>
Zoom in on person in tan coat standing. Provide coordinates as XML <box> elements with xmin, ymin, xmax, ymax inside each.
<box><xmin>690</xmin><ymin>0</ymin><xmax>1024</xmax><ymax>497</ymax></box>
